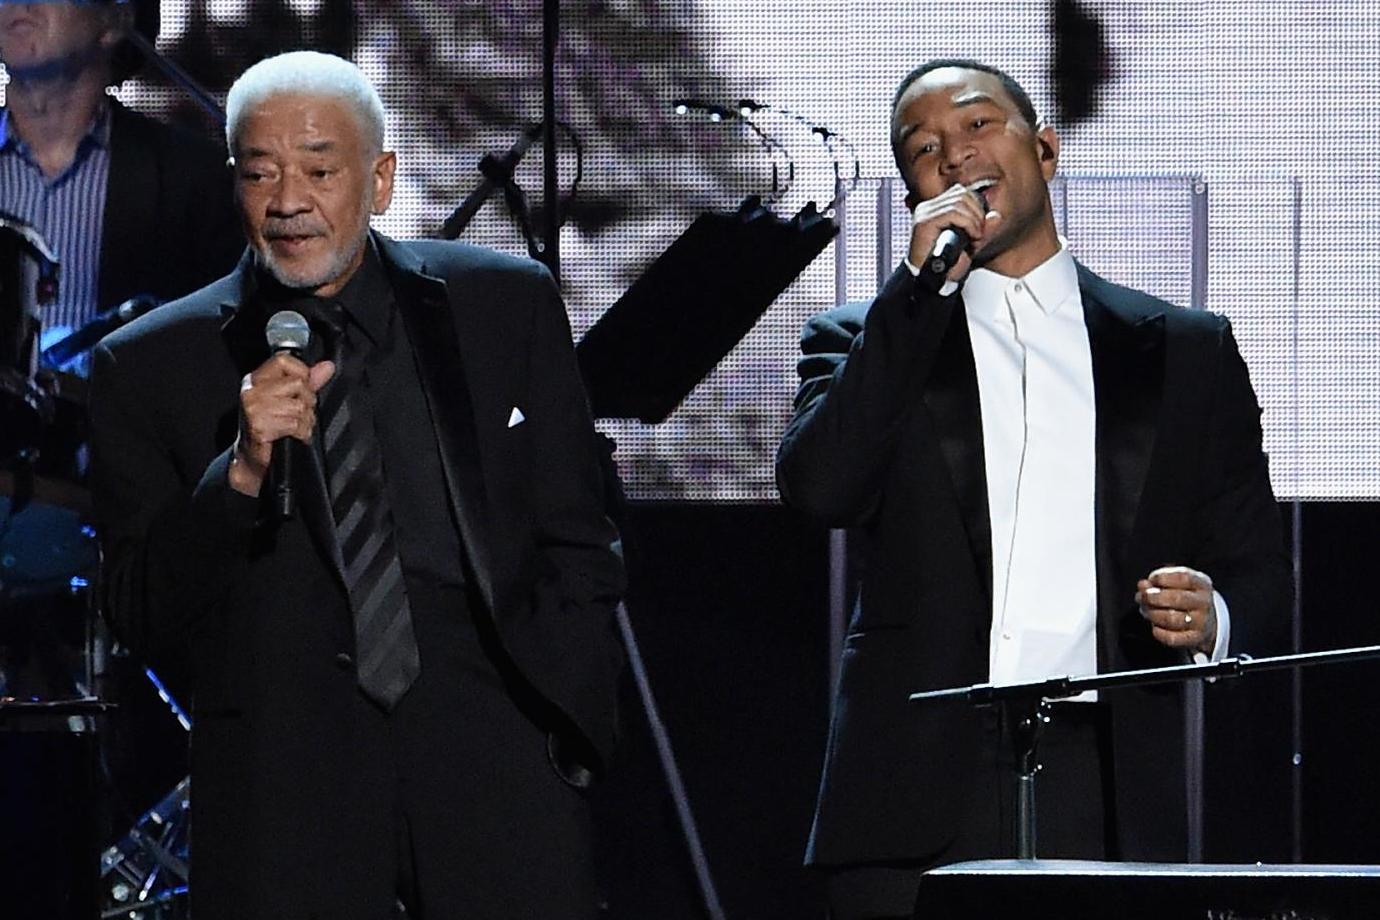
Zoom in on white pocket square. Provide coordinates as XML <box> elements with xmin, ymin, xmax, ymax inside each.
<box><xmin>507</xmin><ymin>407</ymin><xmax>526</xmax><ymax>428</ymax></box>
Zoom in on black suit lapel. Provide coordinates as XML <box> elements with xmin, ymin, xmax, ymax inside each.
<box><xmin>216</xmin><ymin>255</ymin><xmax>266</xmax><ymax>372</ymax></box>
<box><xmin>376</xmin><ymin>236</ymin><xmax>498</xmax><ymax>612</ymax></box>
<box><xmin>921</xmin><ymin>297</ymin><xmax>993</xmax><ymax>613</ymax></box>
<box><xmin>218</xmin><ymin>256</ymin><xmax>346</xmax><ymax>587</ymax></box>
<box><xmin>1080</xmin><ymin>265</ymin><xmax>1165</xmax><ymax>665</ymax></box>
<box><xmin>98</xmin><ymin>103</ymin><xmax>157</xmax><ymax>310</ymax></box>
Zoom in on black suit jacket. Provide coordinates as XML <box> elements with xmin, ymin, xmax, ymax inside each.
<box><xmin>97</xmin><ymin>101</ymin><xmax>243</xmax><ymax>312</ymax></box>
<box><xmin>89</xmin><ymin>235</ymin><xmax>625</xmax><ymax>870</ymax></box>
<box><xmin>776</xmin><ymin>261</ymin><xmax>1290</xmax><ymax>867</ymax></box>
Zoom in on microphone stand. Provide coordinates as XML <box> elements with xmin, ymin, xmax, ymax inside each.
<box><xmin>541</xmin><ymin>0</ymin><xmax>560</xmax><ymax>282</ymax></box>
<box><xmin>438</xmin><ymin>123</ymin><xmax>544</xmax><ymax>261</ymax></box>
<box><xmin>440</xmin><ymin>0</ymin><xmax>561</xmax><ymax>282</ymax></box>
<box><xmin>909</xmin><ymin>644</ymin><xmax>1380</xmax><ymax>860</ymax></box>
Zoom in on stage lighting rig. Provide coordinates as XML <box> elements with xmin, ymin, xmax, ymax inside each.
<box><xmin>729</xmin><ymin>98</ymin><xmax>860</xmax><ymax>213</ymax></box>
<box><xmin>670</xmin><ymin>98</ymin><xmax>796</xmax><ymax>204</ymax></box>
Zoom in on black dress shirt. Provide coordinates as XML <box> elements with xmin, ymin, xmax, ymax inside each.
<box><xmin>316</xmin><ymin>242</ymin><xmax>467</xmax><ymax>590</ymax></box>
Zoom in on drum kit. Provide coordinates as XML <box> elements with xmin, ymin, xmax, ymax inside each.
<box><xmin>0</xmin><ymin>213</ymin><xmax>96</xmax><ymax>695</ymax></box>
<box><xmin>0</xmin><ymin>216</ymin><xmax>189</xmax><ymax>918</ymax></box>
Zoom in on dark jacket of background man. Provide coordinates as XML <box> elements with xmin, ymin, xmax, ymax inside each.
<box><xmin>98</xmin><ymin>99</ymin><xmax>243</xmax><ymax>312</ymax></box>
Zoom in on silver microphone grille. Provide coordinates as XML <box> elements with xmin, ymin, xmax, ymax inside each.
<box><xmin>265</xmin><ymin>310</ymin><xmax>311</xmax><ymax>352</ymax></box>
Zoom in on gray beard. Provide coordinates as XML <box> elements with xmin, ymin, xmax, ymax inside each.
<box><xmin>257</xmin><ymin>231</ymin><xmax>367</xmax><ymax>293</ymax></box>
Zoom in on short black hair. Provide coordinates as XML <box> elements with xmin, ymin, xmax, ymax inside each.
<box><xmin>889</xmin><ymin>58</ymin><xmax>1040</xmax><ymax>174</ymax></box>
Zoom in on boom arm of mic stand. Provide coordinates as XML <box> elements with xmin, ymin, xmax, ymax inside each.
<box><xmin>439</xmin><ymin>124</ymin><xmax>543</xmax><ymax>241</ymax></box>
<box><xmin>491</xmin><ymin>157</ymin><xmax>543</xmax><ymax>261</ymax></box>
<box><xmin>440</xmin><ymin>176</ymin><xmax>500</xmax><ymax>241</ymax></box>
<box><xmin>124</xmin><ymin>32</ymin><xmax>227</xmax><ymax>126</ymax></box>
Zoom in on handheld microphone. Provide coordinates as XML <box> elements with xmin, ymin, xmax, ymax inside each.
<box><xmin>923</xmin><ymin>188</ymin><xmax>990</xmax><ymax>284</ymax></box>
<box><xmin>264</xmin><ymin>310</ymin><xmax>311</xmax><ymax>520</ymax></box>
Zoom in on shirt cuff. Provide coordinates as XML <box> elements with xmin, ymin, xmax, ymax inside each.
<box><xmin>193</xmin><ymin>447</ymin><xmax>263</xmax><ymax>538</ymax></box>
<box><xmin>1191</xmin><ymin>590</ymin><xmax>1231</xmax><ymax>665</ymax></box>
<box><xmin>902</xmin><ymin>257</ymin><xmax>959</xmax><ymax>296</ymax></box>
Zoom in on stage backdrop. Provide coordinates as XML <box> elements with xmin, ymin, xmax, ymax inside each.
<box><xmin>2</xmin><ymin>5</ymin><xmax>1376</xmax><ymax>914</ymax></box>
<box><xmin>5</xmin><ymin>0</ymin><xmax>1371</xmax><ymax>501</ymax></box>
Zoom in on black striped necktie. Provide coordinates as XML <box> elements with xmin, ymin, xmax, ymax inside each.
<box><xmin>312</xmin><ymin>301</ymin><xmax>420</xmax><ymax>711</ymax></box>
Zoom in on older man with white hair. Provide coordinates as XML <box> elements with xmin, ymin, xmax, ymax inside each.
<box><xmin>89</xmin><ymin>50</ymin><xmax>625</xmax><ymax>918</ymax></box>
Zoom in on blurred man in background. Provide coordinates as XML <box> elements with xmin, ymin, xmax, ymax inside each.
<box><xmin>0</xmin><ymin>0</ymin><xmax>241</xmax><ymax>360</ymax></box>
<box><xmin>0</xmin><ymin>0</ymin><xmax>242</xmax><ymax>858</ymax></box>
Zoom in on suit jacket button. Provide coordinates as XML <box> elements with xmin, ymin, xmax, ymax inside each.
<box><xmin>335</xmin><ymin>652</ymin><xmax>354</xmax><ymax>671</ymax></box>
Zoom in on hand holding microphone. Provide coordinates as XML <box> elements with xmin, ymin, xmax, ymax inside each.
<box><xmin>908</xmin><ymin>182</ymin><xmax>1000</xmax><ymax>288</ymax></box>
<box><xmin>228</xmin><ymin>311</ymin><xmax>336</xmax><ymax>507</ymax></box>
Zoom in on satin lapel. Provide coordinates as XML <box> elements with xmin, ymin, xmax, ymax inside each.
<box><xmin>216</xmin><ymin>254</ymin><xmax>266</xmax><ymax>373</ymax></box>
<box><xmin>377</xmin><ymin>237</ymin><xmax>497</xmax><ymax>612</ymax></box>
<box><xmin>1080</xmin><ymin>265</ymin><xmax>1165</xmax><ymax>656</ymax></box>
<box><xmin>217</xmin><ymin>257</ymin><xmax>345</xmax><ymax>587</ymax></box>
<box><xmin>920</xmin><ymin>297</ymin><xmax>992</xmax><ymax>611</ymax></box>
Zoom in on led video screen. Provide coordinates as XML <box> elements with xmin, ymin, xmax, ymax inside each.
<box><xmin>16</xmin><ymin>0</ymin><xmax>1372</xmax><ymax>500</ymax></box>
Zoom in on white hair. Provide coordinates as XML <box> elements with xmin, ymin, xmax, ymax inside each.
<box><xmin>225</xmin><ymin>50</ymin><xmax>385</xmax><ymax>156</ymax></box>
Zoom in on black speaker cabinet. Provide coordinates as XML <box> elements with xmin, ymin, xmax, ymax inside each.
<box><xmin>916</xmin><ymin>859</ymin><xmax>1380</xmax><ymax>920</ymax></box>
<box><xmin>0</xmin><ymin>704</ymin><xmax>104</xmax><ymax>920</ymax></box>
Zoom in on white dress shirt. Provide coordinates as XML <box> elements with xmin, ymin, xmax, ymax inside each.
<box><xmin>964</xmin><ymin>248</ymin><xmax>1102</xmax><ymax>689</ymax></box>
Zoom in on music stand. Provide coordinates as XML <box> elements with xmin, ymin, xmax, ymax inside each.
<box><xmin>909</xmin><ymin>644</ymin><xmax>1380</xmax><ymax>860</ymax></box>
<box><xmin>575</xmin><ymin>198</ymin><xmax>837</xmax><ymax>422</ymax></box>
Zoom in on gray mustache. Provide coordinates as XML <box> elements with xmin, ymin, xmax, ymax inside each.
<box><xmin>263</xmin><ymin>221</ymin><xmax>327</xmax><ymax>239</ymax></box>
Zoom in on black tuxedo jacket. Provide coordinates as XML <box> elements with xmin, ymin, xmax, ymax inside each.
<box><xmin>777</xmin><ymin>262</ymin><xmax>1290</xmax><ymax>867</ymax></box>
<box><xmin>89</xmin><ymin>235</ymin><xmax>625</xmax><ymax>865</ymax></box>
<box><xmin>98</xmin><ymin>101</ymin><xmax>243</xmax><ymax>311</ymax></box>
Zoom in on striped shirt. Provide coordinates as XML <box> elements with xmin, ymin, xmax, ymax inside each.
<box><xmin>0</xmin><ymin>102</ymin><xmax>112</xmax><ymax>363</ymax></box>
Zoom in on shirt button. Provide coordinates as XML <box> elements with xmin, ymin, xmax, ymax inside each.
<box><xmin>1013</xmin><ymin>282</ymin><xmax>1025</xmax><ymax>293</ymax></box>
<box><xmin>1002</xmin><ymin>632</ymin><xmax>1013</xmax><ymax>641</ymax></box>
<box><xmin>335</xmin><ymin>652</ymin><xmax>354</xmax><ymax>671</ymax></box>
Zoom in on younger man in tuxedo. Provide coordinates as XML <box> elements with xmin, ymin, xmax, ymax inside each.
<box><xmin>776</xmin><ymin>59</ymin><xmax>1290</xmax><ymax>919</ymax></box>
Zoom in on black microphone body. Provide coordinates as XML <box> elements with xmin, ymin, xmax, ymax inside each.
<box><xmin>921</xmin><ymin>189</ymin><xmax>989</xmax><ymax>287</ymax></box>
<box><xmin>925</xmin><ymin>227</ymin><xmax>970</xmax><ymax>278</ymax></box>
<box><xmin>267</xmin><ymin>346</ymin><xmax>301</xmax><ymax>520</ymax></box>
<box><xmin>264</xmin><ymin>311</ymin><xmax>312</xmax><ymax>520</ymax></box>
